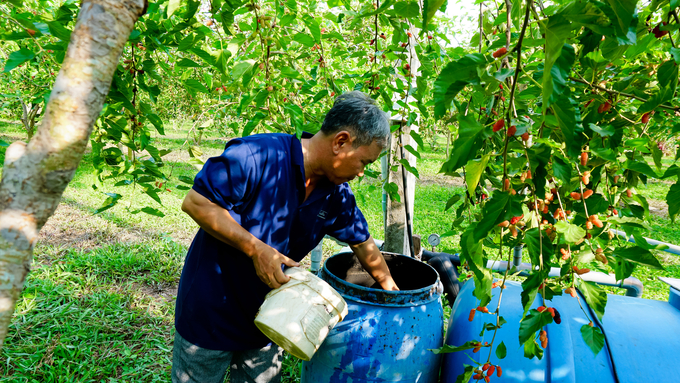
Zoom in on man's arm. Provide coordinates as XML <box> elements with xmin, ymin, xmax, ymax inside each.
<box><xmin>350</xmin><ymin>237</ymin><xmax>399</xmax><ymax>291</ymax></box>
<box><xmin>182</xmin><ymin>189</ymin><xmax>299</xmax><ymax>288</ymax></box>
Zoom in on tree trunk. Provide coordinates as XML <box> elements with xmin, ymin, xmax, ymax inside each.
<box><xmin>0</xmin><ymin>0</ymin><xmax>147</xmax><ymax>350</ymax></box>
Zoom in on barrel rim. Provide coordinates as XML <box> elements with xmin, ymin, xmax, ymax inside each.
<box><xmin>321</xmin><ymin>251</ymin><xmax>443</xmax><ymax>307</ymax></box>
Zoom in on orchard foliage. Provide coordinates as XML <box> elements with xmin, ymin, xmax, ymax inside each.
<box><xmin>1</xmin><ymin>0</ymin><xmax>680</xmax><ymax>378</ymax></box>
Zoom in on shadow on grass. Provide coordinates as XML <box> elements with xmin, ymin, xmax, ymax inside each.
<box><xmin>1</xmin><ymin>271</ymin><xmax>175</xmax><ymax>382</ymax></box>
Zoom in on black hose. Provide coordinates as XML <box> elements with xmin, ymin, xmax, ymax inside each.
<box><xmin>421</xmin><ymin>250</ymin><xmax>462</xmax><ymax>305</ymax></box>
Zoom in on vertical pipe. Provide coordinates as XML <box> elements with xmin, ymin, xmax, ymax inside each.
<box><xmin>310</xmin><ymin>240</ymin><xmax>323</xmax><ymax>274</ymax></box>
<box><xmin>513</xmin><ymin>245</ymin><xmax>523</xmax><ymax>267</ymax></box>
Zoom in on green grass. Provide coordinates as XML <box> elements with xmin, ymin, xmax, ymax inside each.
<box><xmin>1</xmin><ymin>121</ymin><xmax>680</xmax><ymax>381</ymax></box>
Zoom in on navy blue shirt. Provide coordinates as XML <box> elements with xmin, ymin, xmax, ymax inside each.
<box><xmin>175</xmin><ymin>132</ymin><xmax>371</xmax><ymax>351</ymax></box>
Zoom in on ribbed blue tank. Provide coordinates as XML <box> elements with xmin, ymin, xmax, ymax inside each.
<box><xmin>301</xmin><ymin>252</ymin><xmax>444</xmax><ymax>383</ymax></box>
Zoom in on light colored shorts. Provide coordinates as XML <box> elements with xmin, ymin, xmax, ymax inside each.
<box><xmin>171</xmin><ymin>331</ymin><xmax>284</xmax><ymax>383</ymax></box>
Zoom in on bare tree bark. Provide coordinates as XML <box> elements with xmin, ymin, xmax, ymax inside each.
<box><xmin>0</xmin><ymin>0</ymin><xmax>147</xmax><ymax>350</ymax></box>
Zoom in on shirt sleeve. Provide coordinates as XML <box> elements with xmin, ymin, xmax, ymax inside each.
<box><xmin>325</xmin><ymin>185</ymin><xmax>371</xmax><ymax>245</ymax></box>
<box><xmin>192</xmin><ymin>139</ymin><xmax>259</xmax><ymax>212</ymax></box>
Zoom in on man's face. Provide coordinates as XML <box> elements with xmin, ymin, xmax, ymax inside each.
<box><xmin>328</xmin><ymin>138</ymin><xmax>383</xmax><ymax>185</ymax></box>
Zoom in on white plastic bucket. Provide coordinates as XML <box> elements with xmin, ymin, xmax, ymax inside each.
<box><xmin>254</xmin><ymin>267</ymin><xmax>348</xmax><ymax>361</ymax></box>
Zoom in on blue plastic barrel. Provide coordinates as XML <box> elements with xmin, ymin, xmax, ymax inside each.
<box><xmin>442</xmin><ymin>279</ymin><xmax>680</xmax><ymax>383</ymax></box>
<box><xmin>301</xmin><ymin>252</ymin><xmax>444</xmax><ymax>383</ymax></box>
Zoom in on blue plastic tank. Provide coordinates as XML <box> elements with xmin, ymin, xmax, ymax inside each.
<box><xmin>301</xmin><ymin>252</ymin><xmax>444</xmax><ymax>383</ymax></box>
<box><xmin>441</xmin><ymin>279</ymin><xmax>680</xmax><ymax>383</ymax></box>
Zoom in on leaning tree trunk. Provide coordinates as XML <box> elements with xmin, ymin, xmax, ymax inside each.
<box><xmin>0</xmin><ymin>0</ymin><xmax>147</xmax><ymax>350</ymax></box>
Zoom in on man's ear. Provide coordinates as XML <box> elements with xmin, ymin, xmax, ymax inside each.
<box><xmin>332</xmin><ymin>131</ymin><xmax>352</xmax><ymax>154</ymax></box>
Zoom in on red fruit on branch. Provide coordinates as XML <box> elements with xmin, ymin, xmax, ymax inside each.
<box><xmin>537</xmin><ymin>306</ymin><xmax>547</xmax><ymax>313</ymax></box>
<box><xmin>476</xmin><ymin>306</ymin><xmax>490</xmax><ymax>313</ymax></box>
<box><xmin>427</xmin><ymin>35</ymin><xmax>433</xmax><ymax>40</ymax></box>
<box><xmin>369</xmin><ymin>39</ymin><xmax>375</xmax><ymax>45</ymax></box>
<box><xmin>565</xmin><ymin>286</ymin><xmax>577</xmax><ymax>297</ymax></box>
<box><xmin>497</xmin><ymin>366</ymin><xmax>503</xmax><ymax>377</ymax></box>
<box><xmin>589</xmin><ymin>214</ymin><xmax>603</xmax><ymax>228</ymax></box>
<box><xmin>580</xmin><ymin>152</ymin><xmax>588</xmax><ymax>166</ymax></box>
<box><xmin>379</xmin><ymin>33</ymin><xmax>386</xmax><ymax>39</ymax></box>
<box><xmin>407</xmin><ymin>32</ymin><xmax>412</xmax><ymax>37</ymax></box>
<box><xmin>626</xmin><ymin>188</ymin><xmax>633</xmax><ymax>198</ymax></box>
<box><xmin>641</xmin><ymin>112</ymin><xmax>651</xmax><ymax>124</ymax></box>
<box><xmin>469</xmin><ymin>308</ymin><xmax>476</xmax><ymax>322</ymax></box>
<box><xmin>510</xmin><ymin>214</ymin><xmax>523</xmax><ymax>225</ymax></box>
<box><xmin>584</xmin><ymin>99</ymin><xmax>594</xmax><ymax>108</ymax></box>
<box><xmin>547</xmin><ymin>307</ymin><xmax>556</xmax><ymax>317</ymax></box>
<box><xmin>499</xmin><ymin>83</ymin><xmax>503</xmax><ymax>90</ymax></box>
<box><xmin>507</xmin><ymin>125</ymin><xmax>517</xmax><ymax>136</ymax></box>
<box><xmin>583</xmin><ymin>189</ymin><xmax>593</xmax><ymax>199</ymax></box>
<box><xmin>521</xmin><ymin>132</ymin><xmax>529</xmax><ymax>141</ymax></box>
<box><xmin>267</xmin><ymin>86</ymin><xmax>274</xmax><ymax>91</ymax></box>
<box><xmin>553</xmin><ymin>309</ymin><xmax>562</xmax><ymax>324</ymax></box>
<box><xmin>482</xmin><ymin>363</ymin><xmax>490</xmax><ymax>371</ymax></box>
<box><xmin>488</xmin><ymin>365</ymin><xmax>496</xmax><ymax>375</ymax></box>
<box><xmin>653</xmin><ymin>22</ymin><xmax>669</xmax><ymax>38</ymax></box>
<box><xmin>570</xmin><ymin>192</ymin><xmax>582</xmax><ymax>200</ymax></box>
<box><xmin>498</xmin><ymin>220</ymin><xmax>510</xmax><ymax>228</ymax></box>
<box><xmin>27</xmin><ymin>29</ymin><xmax>36</xmax><ymax>36</ymax></box>
<box><xmin>473</xmin><ymin>346</ymin><xmax>481</xmax><ymax>353</ymax></box>
<box><xmin>206</xmin><ymin>20</ymin><xmax>213</xmax><ymax>26</ymax></box>
<box><xmin>582</xmin><ymin>171</ymin><xmax>591</xmax><ymax>185</ymax></box>
<box><xmin>493</xmin><ymin>47</ymin><xmax>507</xmax><ymax>58</ymax></box>
<box><xmin>573</xmin><ymin>266</ymin><xmax>591</xmax><ymax>275</ymax></box>
<box><xmin>492</xmin><ymin>119</ymin><xmax>505</xmax><ymax>132</ymax></box>
<box><xmin>598</xmin><ymin>100</ymin><xmax>612</xmax><ymax>113</ymax></box>
<box><xmin>586</xmin><ymin>221</ymin><xmax>593</xmax><ymax>230</ymax></box>
<box><xmin>330</xmin><ymin>92</ymin><xmax>335</xmax><ymax>97</ymax></box>
<box><xmin>503</xmin><ymin>178</ymin><xmax>510</xmax><ymax>191</ymax></box>
<box><xmin>401</xmin><ymin>43</ymin><xmax>407</xmax><ymax>48</ymax></box>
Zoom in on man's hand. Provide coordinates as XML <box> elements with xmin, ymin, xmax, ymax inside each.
<box><xmin>251</xmin><ymin>242</ymin><xmax>300</xmax><ymax>288</ymax></box>
<box><xmin>350</xmin><ymin>237</ymin><xmax>399</xmax><ymax>291</ymax></box>
<box><xmin>182</xmin><ymin>189</ymin><xmax>299</xmax><ymax>288</ymax></box>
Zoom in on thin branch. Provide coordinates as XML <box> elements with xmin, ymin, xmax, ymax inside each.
<box><xmin>569</xmin><ymin>76</ymin><xmax>680</xmax><ymax>112</ymax></box>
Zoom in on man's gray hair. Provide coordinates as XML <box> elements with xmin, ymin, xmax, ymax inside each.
<box><xmin>320</xmin><ymin>91</ymin><xmax>390</xmax><ymax>148</ymax></box>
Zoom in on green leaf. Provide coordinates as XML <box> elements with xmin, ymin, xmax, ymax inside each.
<box><xmin>465</xmin><ymin>154</ymin><xmax>490</xmax><ymax>197</ymax></box>
<box><xmin>147</xmin><ymin>114</ymin><xmax>165</xmax><ymax>135</ymax></box>
<box><xmin>430</xmin><ymin>340</ymin><xmax>480</xmax><ymax>354</ymax></box>
<box><xmin>495</xmin><ymin>341</ymin><xmax>507</xmax><ymax>359</ymax></box>
<box><xmin>613</xmin><ymin>258</ymin><xmax>636</xmax><ymax>281</ymax></box>
<box><xmin>519</xmin><ymin>310</ymin><xmax>553</xmax><ymax>344</ymax></box>
<box><xmin>542</xmin><ymin>15</ymin><xmax>573</xmax><ymax>109</ymax></box>
<box><xmin>554</xmin><ymin>221</ymin><xmax>586</xmax><ymax>243</ymax></box>
<box><xmin>94</xmin><ymin>193</ymin><xmax>122</xmax><ymax>214</ymax></box>
<box><xmin>232</xmin><ymin>60</ymin><xmax>256</xmax><ymax>80</ymax></box>
<box><xmin>403</xmin><ymin>144</ymin><xmax>421</xmax><ymax>160</ymax></box>
<box><xmin>293</xmin><ymin>33</ymin><xmax>315</xmax><ymax>47</ymax></box>
<box><xmin>178</xmin><ymin>175</ymin><xmax>194</xmax><ymax>185</ymax></box>
<box><xmin>671</xmin><ymin>47</ymin><xmax>680</xmax><ymax>64</ymax></box>
<box><xmin>612</xmin><ymin>246</ymin><xmax>664</xmax><ymax>269</ymax></box>
<box><xmin>176</xmin><ymin>58</ymin><xmax>201</xmax><ymax>67</ymax></box>
<box><xmin>658</xmin><ymin>60</ymin><xmax>679</xmax><ymax>89</ymax></box>
<box><xmin>302</xmin><ymin>14</ymin><xmax>320</xmax><ymax>42</ymax></box>
<box><xmin>184</xmin><ymin>79</ymin><xmax>210</xmax><ymax>94</ymax></box>
<box><xmin>3</xmin><ymin>49</ymin><xmax>34</xmax><ymax>72</ymax></box>
<box><xmin>622</xmin><ymin>159</ymin><xmax>658</xmax><ymax>178</ymax></box>
<box><xmin>524</xmin><ymin>228</ymin><xmax>554</xmax><ymax>266</ymax></box>
<box><xmin>145</xmin><ymin>188</ymin><xmax>163</xmax><ymax>206</ymax></box>
<box><xmin>242</xmin><ymin>111</ymin><xmax>267</xmax><ymax>137</ymax></box>
<box><xmin>167</xmin><ymin>0</ymin><xmax>182</xmax><ymax>16</ymax></box>
<box><xmin>473</xmin><ymin>190</ymin><xmax>512</xmax><ymax>242</ymax></box>
<box><xmin>445</xmin><ymin>194</ymin><xmax>462</xmax><ymax>211</ymax></box>
<box><xmin>576</xmin><ymin>280</ymin><xmax>607</xmax><ymax>321</ymax></box>
<box><xmin>47</xmin><ymin>21</ymin><xmax>71</xmax><ymax>42</ymax></box>
<box><xmin>433</xmin><ymin>53</ymin><xmax>487</xmax><ymax>118</ymax></box>
<box><xmin>440</xmin><ymin>115</ymin><xmax>489</xmax><ymax>174</ymax></box>
<box><xmin>588</xmin><ymin>123</ymin><xmax>615</xmax><ymax>137</ymax></box>
<box><xmin>667</xmin><ymin>182</ymin><xmax>680</xmax><ymax>222</ymax></box>
<box><xmin>394</xmin><ymin>1</ymin><xmax>420</xmax><ymax>18</ymax></box>
<box><xmin>398</xmin><ymin>159</ymin><xmax>420</xmax><ymax>179</ymax></box>
<box><xmin>551</xmin><ymin>96</ymin><xmax>580</xmax><ymax>158</ymax></box>
<box><xmin>580</xmin><ymin>325</ymin><xmax>605</xmax><ymax>355</ymax></box>
<box><xmin>140</xmin><ymin>207</ymin><xmax>165</xmax><ymax>217</ymax></box>
<box><xmin>605</xmin><ymin>0</ymin><xmax>638</xmax><ymax>40</ymax></box>
<box><xmin>552</xmin><ymin>155</ymin><xmax>572</xmax><ymax>185</ymax></box>
<box><xmin>422</xmin><ymin>0</ymin><xmax>445</xmax><ymax>30</ymax></box>
<box><xmin>523</xmin><ymin>339</ymin><xmax>544</xmax><ymax>360</ymax></box>
<box><xmin>410</xmin><ymin>131</ymin><xmax>425</xmax><ymax>150</ymax></box>
<box><xmin>0</xmin><ymin>140</ymin><xmax>9</xmax><ymax>147</ymax></box>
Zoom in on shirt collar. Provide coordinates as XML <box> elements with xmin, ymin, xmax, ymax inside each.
<box><xmin>291</xmin><ymin>131</ymin><xmax>314</xmax><ymax>167</ymax></box>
